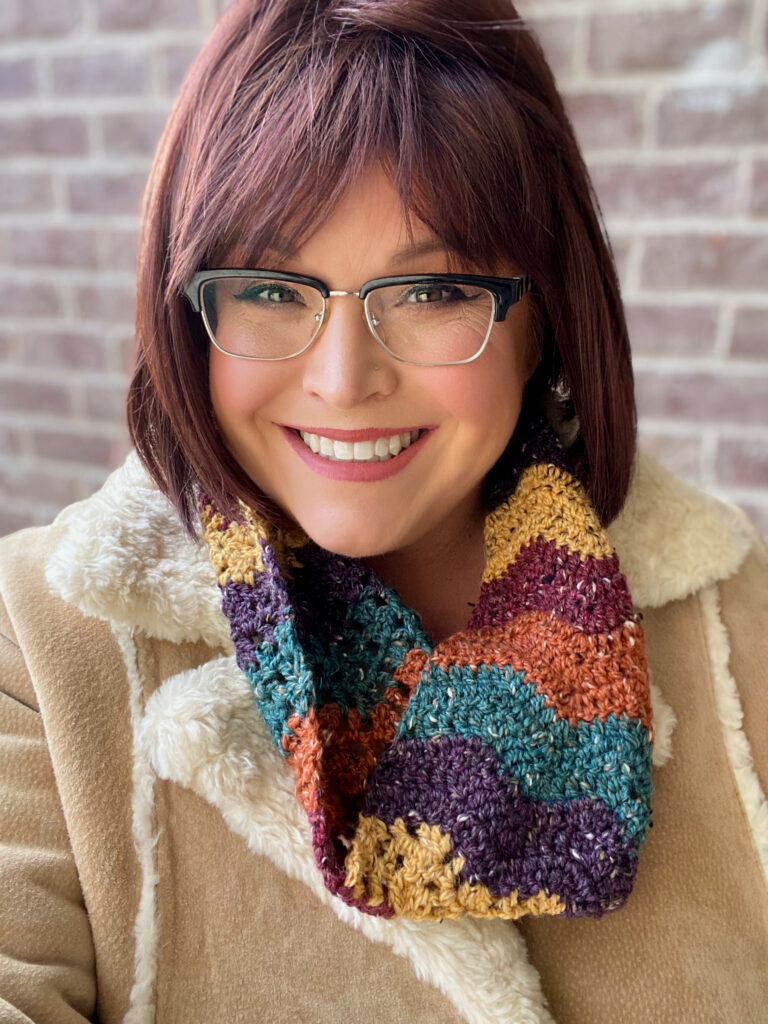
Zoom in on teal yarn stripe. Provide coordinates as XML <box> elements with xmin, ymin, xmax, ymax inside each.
<box><xmin>396</xmin><ymin>662</ymin><xmax>653</xmax><ymax>842</ymax></box>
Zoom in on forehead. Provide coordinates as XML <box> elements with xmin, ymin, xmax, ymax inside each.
<box><xmin>212</xmin><ymin>166</ymin><xmax>502</xmax><ymax>275</ymax></box>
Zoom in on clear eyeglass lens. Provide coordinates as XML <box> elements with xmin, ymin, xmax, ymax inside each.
<box><xmin>366</xmin><ymin>280</ymin><xmax>495</xmax><ymax>364</ymax></box>
<box><xmin>200</xmin><ymin>276</ymin><xmax>325</xmax><ymax>359</ymax></box>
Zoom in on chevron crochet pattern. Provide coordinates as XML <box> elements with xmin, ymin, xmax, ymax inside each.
<box><xmin>201</xmin><ymin>416</ymin><xmax>654</xmax><ymax>922</ymax></box>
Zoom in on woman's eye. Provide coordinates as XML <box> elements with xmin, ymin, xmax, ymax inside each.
<box><xmin>234</xmin><ymin>283</ymin><xmax>300</xmax><ymax>304</ymax></box>
<box><xmin>401</xmin><ymin>283</ymin><xmax>476</xmax><ymax>304</ymax></box>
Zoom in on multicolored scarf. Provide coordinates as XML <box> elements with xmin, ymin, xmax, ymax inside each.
<box><xmin>201</xmin><ymin>416</ymin><xmax>654</xmax><ymax>922</ymax></box>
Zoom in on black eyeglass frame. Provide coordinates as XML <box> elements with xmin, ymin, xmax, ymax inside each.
<box><xmin>183</xmin><ymin>269</ymin><xmax>533</xmax><ymax>366</ymax></box>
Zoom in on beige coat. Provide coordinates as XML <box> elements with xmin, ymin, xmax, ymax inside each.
<box><xmin>0</xmin><ymin>449</ymin><xmax>767</xmax><ymax>1024</ymax></box>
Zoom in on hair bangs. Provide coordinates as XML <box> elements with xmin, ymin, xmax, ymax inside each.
<box><xmin>168</xmin><ymin>18</ymin><xmax>539</xmax><ymax>289</ymax></box>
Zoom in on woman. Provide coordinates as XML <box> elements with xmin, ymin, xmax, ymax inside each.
<box><xmin>1</xmin><ymin>1</ymin><xmax>766</xmax><ymax>1021</ymax></box>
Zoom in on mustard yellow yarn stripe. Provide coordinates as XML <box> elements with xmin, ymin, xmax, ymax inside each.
<box><xmin>344</xmin><ymin>817</ymin><xmax>566</xmax><ymax>922</ymax></box>
<box><xmin>201</xmin><ymin>502</ymin><xmax>306</xmax><ymax>585</ymax></box>
<box><xmin>483</xmin><ymin>463</ymin><xmax>613</xmax><ymax>584</ymax></box>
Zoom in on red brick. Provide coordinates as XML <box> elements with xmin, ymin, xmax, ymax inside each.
<box><xmin>67</xmin><ymin>172</ymin><xmax>146</xmax><ymax>216</ymax></box>
<box><xmin>0</xmin><ymin>0</ymin><xmax>80</xmax><ymax>37</ymax></box>
<box><xmin>32</xmin><ymin>429</ymin><xmax>115</xmax><ymax>466</ymax></box>
<box><xmin>626</xmin><ymin>304</ymin><xmax>718</xmax><ymax>356</ymax></box>
<box><xmin>588</xmin><ymin>4</ymin><xmax>747</xmax><ymax>73</ymax></box>
<box><xmin>591</xmin><ymin>161</ymin><xmax>737</xmax><ymax>218</ymax></box>
<box><xmin>0</xmin><ymin>423</ymin><xmax>23</xmax><ymax>456</ymax></box>
<box><xmin>10</xmin><ymin>227</ymin><xmax>100</xmax><ymax>269</ymax></box>
<box><xmin>635</xmin><ymin>370</ymin><xmax>768</xmax><ymax>426</ymax></box>
<box><xmin>526</xmin><ymin>16</ymin><xmax>578</xmax><ymax>76</ymax></box>
<box><xmin>0</xmin><ymin>463</ymin><xmax>81</xmax><ymax>505</ymax></box>
<box><xmin>84</xmin><ymin>381</ymin><xmax>130</xmax><ymax>422</ymax></box>
<box><xmin>730</xmin><ymin>308</ymin><xmax>768</xmax><ymax>360</ymax></box>
<box><xmin>157</xmin><ymin>44</ymin><xmax>202</xmax><ymax>95</ymax></box>
<box><xmin>0</xmin><ymin>172</ymin><xmax>53</xmax><ymax>212</ymax></box>
<box><xmin>658</xmin><ymin>85</ymin><xmax>768</xmax><ymax>146</ymax></box>
<box><xmin>102</xmin><ymin>110</ymin><xmax>168</xmax><ymax>156</ymax></box>
<box><xmin>0</xmin><ymin>115</ymin><xmax>88</xmax><ymax>156</ymax></box>
<box><xmin>563</xmin><ymin>91</ymin><xmax>643</xmax><ymax>149</ymax></box>
<box><xmin>51</xmin><ymin>52</ymin><xmax>150</xmax><ymax>97</ymax></box>
<box><xmin>752</xmin><ymin>161</ymin><xmax>768</xmax><ymax>216</ymax></box>
<box><xmin>95</xmin><ymin>0</ymin><xmax>200</xmax><ymax>31</ymax></box>
<box><xmin>119</xmin><ymin>333</ymin><xmax>138</xmax><ymax>373</ymax></box>
<box><xmin>0</xmin><ymin>280</ymin><xmax>62</xmax><ymax>317</ymax></box>
<box><xmin>101</xmin><ymin>228</ymin><xmax>140</xmax><ymax>272</ymax></box>
<box><xmin>0</xmin><ymin>56</ymin><xmax>36</xmax><ymax>98</ymax></box>
<box><xmin>641</xmin><ymin>234</ymin><xmax>768</xmax><ymax>291</ymax></box>
<box><xmin>607</xmin><ymin>234</ymin><xmax>631</xmax><ymax>282</ymax></box>
<box><xmin>75</xmin><ymin>283</ymin><xmax>136</xmax><ymax>324</ymax></box>
<box><xmin>19</xmin><ymin>331</ymin><xmax>109</xmax><ymax>371</ymax></box>
<box><xmin>716</xmin><ymin>438</ymin><xmax>768</xmax><ymax>487</ymax></box>
<box><xmin>636</xmin><ymin>431</ymin><xmax>702</xmax><ymax>482</ymax></box>
<box><xmin>0</xmin><ymin>376</ymin><xmax>72</xmax><ymax>415</ymax></box>
<box><xmin>0</xmin><ymin>332</ymin><xmax>18</xmax><ymax>361</ymax></box>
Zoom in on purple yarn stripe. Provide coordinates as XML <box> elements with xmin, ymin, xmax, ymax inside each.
<box><xmin>221</xmin><ymin>544</ymin><xmax>292</xmax><ymax>666</ymax></box>
<box><xmin>470</xmin><ymin>538</ymin><xmax>634</xmax><ymax>633</ymax></box>
<box><xmin>363</xmin><ymin>733</ymin><xmax>636</xmax><ymax>917</ymax></box>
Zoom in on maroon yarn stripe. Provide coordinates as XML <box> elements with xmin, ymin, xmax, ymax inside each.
<box><xmin>470</xmin><ymin>538</ymin><xmax>634</xmax><ymax>633</ymax></box>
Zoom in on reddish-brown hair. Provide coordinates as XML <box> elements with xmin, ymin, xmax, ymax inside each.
<box><xmin>128</xmin><ymin>0</ymin><xmax>636</xmax><ymax>532</ymax></box>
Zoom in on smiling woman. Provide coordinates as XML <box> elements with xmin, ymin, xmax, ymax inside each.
<box><xmin>203</xmin><ymin>166</ymin><xmax>537</xmax><ymax>625</ymax></box>
<box><xmin>1</xmin><ymin>1</ymin><xmax>767</xmax><ymax>1023</ymax></box>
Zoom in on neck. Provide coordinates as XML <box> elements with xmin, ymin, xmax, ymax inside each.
<box><xmin>364</xmin><ymin>492</ymin><xmax>487</xmax><ymax>643</ymax></box>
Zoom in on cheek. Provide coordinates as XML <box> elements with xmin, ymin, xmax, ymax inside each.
<box><xmin>423</xmin><ymin>343</ymin><xmax>527</xmax><ymax>444</ymax></box>
<box><xmin>208</xmin><ymin>349</ymin><xmax>281</xmax><ymax>432</ymax></box>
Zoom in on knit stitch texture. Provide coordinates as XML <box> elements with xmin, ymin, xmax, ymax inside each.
<box><xmin>201</xmin><ymin>416</ymin><xmax>654</xmax><ymax>921</ymax></box>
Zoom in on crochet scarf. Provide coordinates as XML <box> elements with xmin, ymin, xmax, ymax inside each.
<box><xmin>201</xmin><ymin>416</ymin><xmax>654</xmax><ymax>922</ymax></box>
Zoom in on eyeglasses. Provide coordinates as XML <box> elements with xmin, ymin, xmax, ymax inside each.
<box><xmin>183</xmin><ymin>269</ymin><xmax>533</xmax><ymax>367</ymax></box>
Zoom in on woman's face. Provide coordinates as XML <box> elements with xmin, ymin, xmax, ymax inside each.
<box><xmin>209</xmin><ymin>165</ymin><xmax>537</xmax><ymax>558</ymax></box>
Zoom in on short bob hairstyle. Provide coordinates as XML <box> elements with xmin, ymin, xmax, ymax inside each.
<box><xmin>128</xmin><ymin>0</ymin><xmax>636</xmax><ymax>533</ymax></box>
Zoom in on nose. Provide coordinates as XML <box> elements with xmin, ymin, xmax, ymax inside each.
<box><xmin>300</xmin><ymin>293</ymin><xmax>397</xmax><ymax>409</ymax></box>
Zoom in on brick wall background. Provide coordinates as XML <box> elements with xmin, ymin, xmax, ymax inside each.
<box><xmin>1</xmin><ymin>0</ymin><xmax>767</xmax><ymax>537</ymax></box>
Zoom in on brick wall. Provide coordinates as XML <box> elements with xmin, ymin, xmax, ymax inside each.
<box><xmin>1</xmin><ymin>0</ymin><xmax>767</xmax><ymax>537</ymax></box>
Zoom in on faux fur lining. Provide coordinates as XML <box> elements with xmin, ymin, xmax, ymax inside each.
<box><xmin>648</xmin><ymin>679</ymin><xmax>676</xmax><ymax>768</ymax></box>
<box><xmin>608</xmin><ymin>453</ymin><xmax>755</xmax><ymax>609</ymax></box>
<box><xmin>45</xmin><ymin>449</ymin><xmax>757</xmax><ymax>646</ymax></box>
<box><xmin>138</xmin><ymin>655</ymin><xmax>557</xmax><ymax>1024</ymax></box>
<box><xmin>700</xmin><ymin>587</ymin><xmax>768</xmax><ymax>886</ymax></box>
<box><xmin>112</xmin><ymin>623</ymin><xmax>161</xmax><ymax>1024</ymax></box>
<box><xmin>45</xmin><ymin>454</ymin><xmax>231</xmax><ymax>650</ymax></box>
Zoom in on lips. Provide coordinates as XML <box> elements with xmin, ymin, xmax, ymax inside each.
<box><xmin>280</xmin><ymin>424</ymin><xmax>433</xmax><ymax>482</ymax></box>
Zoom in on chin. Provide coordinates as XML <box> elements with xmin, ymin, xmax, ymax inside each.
<box><xmin>295</xmin><ymin>510</ymin><xmax>406</xmax><ymax>560</ymax></box>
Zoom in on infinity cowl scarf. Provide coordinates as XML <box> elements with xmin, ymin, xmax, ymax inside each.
<box><xmin>201</xmin><ymin>417</ymin><xmax>654</xmax><ymax>922</ymax></box>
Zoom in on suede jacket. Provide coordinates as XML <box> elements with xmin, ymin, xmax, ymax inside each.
<box><xmin>0</xmin><ymin>449</ymin><xmax>767</xmax><ymax>1024</ymax></box>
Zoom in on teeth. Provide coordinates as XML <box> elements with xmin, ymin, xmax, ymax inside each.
<box><xmin>353</xmin><ymin>441</ymin><xmax>375</xmax><ymax>460</ymax></box>
<box><xmin>298</xmin><ymin>429</ymin><xmax>422</xmax><ymax>463</ymax></box>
